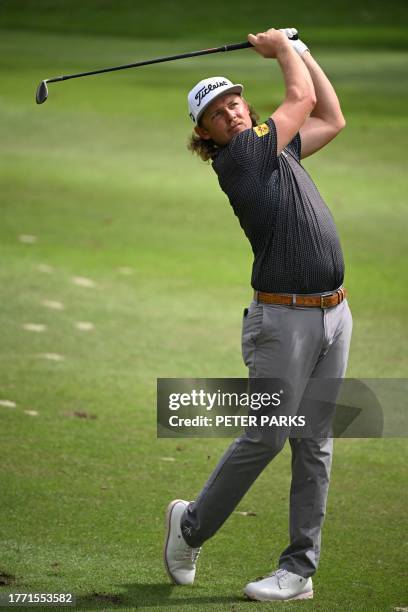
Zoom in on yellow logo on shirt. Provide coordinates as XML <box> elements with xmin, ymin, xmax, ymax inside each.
<box><xmin>253</xmin><ymin>123</ymin><xmax>270</xmax><ymax>137</ymax></box>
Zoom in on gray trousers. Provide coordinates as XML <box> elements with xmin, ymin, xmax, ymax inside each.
<box><xmin>181</xmin><ymin>296</ymin><xmax>352</xmax><ymax>578</ymax></box>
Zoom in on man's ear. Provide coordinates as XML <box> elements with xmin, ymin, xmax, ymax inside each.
<box><xmin>194</xmin><ymin>125</ymin><xmax>211</xmax><ymax>141</ymax></box>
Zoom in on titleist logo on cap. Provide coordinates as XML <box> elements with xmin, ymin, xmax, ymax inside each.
<box><xmin>188</xmin><ymin>77</ymin><xmax>243</xmax><ymax>123</ymax></box>
<box><xmin>195</xmin><ymin>80</ymin><xmax>229</xmax><ymax>107</ymax></box>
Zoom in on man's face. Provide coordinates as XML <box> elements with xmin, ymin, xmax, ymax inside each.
<box><xmin>195</xmin><ymin>94</ymin><xmax>252</xmax><ymax>146</ymax></box>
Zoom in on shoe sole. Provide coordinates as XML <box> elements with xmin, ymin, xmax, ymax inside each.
<box><xmin>163</xmin><ymin>499</ymin><xmax>187</xmax><ymax>586</ymax></box>
<box><xmin>245</xmin><ymin>590</ymin><xmax>313</xmax><ymax>601</ymax></box>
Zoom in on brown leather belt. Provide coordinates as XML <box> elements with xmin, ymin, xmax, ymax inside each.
<box><xmin>254</xmin><ymin>287</ymin><xmax>347</xmax><ymax>309</ymax></box>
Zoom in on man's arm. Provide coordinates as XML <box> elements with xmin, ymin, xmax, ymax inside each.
<box><xmin>248</xmin><ymin>29</ymin><xmax>316</xmax><ymax>155</ymax></box>
<box><xmin>298</xmin><ymin>52</ymin><xmax>346</xmax><ymax>159</ymax></box>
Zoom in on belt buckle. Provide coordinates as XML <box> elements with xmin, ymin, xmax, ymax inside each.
<box><xmin>320</xmin><ymin>294</ymin><xmax>329</xmax><ymax>309</ymax></box>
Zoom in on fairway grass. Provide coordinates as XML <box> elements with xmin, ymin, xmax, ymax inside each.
<box><xmin>0</xmin><ymin>27</ymin><xmax>407</xmax><ymax>611</ymax></box>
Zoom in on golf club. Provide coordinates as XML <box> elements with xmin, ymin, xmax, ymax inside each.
<box><xmin>35</xmin><ymin>33</ymin><xmax>298</xmax><ymax>105</ymax></box>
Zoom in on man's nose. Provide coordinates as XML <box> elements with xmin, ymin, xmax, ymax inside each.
<box><xmin>225</xmin><ymin>108</ymin><xmax>236</xmax><ymax>121</ymax></box>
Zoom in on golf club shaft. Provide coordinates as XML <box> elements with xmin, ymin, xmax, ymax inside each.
<box><xmin>46</xmin><ymin>41</ymin><xmax>253</xmax><ymax>84</ymax></box>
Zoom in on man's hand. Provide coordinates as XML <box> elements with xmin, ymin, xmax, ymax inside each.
<box><xmin>279</xmin><ymin>28</ymin><xmax>309</xmax><ymax>56</ymax></box>
<box><xmin>247</xmin><ymin>29</ymin><xmax>291</xmax><ymax>59</ymax></box>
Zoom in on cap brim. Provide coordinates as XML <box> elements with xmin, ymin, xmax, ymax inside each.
<box><xmin>196</xmin><ymin>84</ymin><xmax>243</xmax><ymax>124</ymax></box>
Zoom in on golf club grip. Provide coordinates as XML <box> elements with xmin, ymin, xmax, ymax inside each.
<box><xmin>225</xmin><ymin>32</ymin><xmax>299</xmax><ymax>51</ymax></box>
<box><xmin>224</xmin><ymin>41</ymin><xmax>253</xmax><ymax>51</ymax></box>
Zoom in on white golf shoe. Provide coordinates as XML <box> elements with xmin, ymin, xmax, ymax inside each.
<box><xmin>244</xmin><ymin>568</ymin><xmax>313</xmax><ymax>601</ymax></box>
<box><xmin>164</xmin><ymin>499</ymin><xmax>201</xmax><ymax>585</ymax></box>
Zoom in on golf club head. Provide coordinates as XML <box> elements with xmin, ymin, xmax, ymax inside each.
<box><xmin>36</xmin><ymin>80</ymin><xmax>48</xmax><ymax>104</ymax></box>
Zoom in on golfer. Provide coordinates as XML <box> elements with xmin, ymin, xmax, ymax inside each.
<box><xmin>164</xmin><ymin>28</ymin><xmax>352</xmax><ymax>602</ymax></box>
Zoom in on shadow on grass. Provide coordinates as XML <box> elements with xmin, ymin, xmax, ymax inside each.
<box><xmin>75</xmin><ymin>582</ymin><xmax>241</xmax><ymax>609</ymax></box>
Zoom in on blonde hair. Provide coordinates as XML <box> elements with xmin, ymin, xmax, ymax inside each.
<box><xmin>187</xmin><ymin>105</ymin><xmax>260</xmax><ymax>162</ymax></box>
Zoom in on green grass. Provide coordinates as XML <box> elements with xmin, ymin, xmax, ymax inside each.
<box><xmin>0</xmin><ymin>18</ymin><xmax>407</xmax><ymax>612</ymax></box>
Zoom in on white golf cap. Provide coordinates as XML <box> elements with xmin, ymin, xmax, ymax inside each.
<box><xmin>188</xmin><ymin>76</ymin><xmax>243</xmax><ymax>124</ymax></box>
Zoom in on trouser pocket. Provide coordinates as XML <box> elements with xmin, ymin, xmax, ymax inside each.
<box><xmin>241</xmin><ymin>303</ymin><xmax>264</xmax><ymax>368</ymax></box>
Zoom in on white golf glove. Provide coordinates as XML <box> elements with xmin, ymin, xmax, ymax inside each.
<box><xmin>279</xmin><ymin>28</ymin><xmax>309</xmax><ymax>56</ymax></box>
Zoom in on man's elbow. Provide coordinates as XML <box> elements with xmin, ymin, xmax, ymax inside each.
<box><xmin>333</xmin><ymin>114</ymin><xmax>346</xmax><ymax>133</ymax></box>
<box><xmin>304</xmin><ymin>91</ymin><xmax>317</xmax><ymax>115</ymax></box>
<box><xmin>309</xmin><ymin>93</ymin><xmax>317</xmax><ymax>111</ymax></box>
<box><xmin>287</xmin><ymin>86</ymin><xmax>316</xmax><ymax>112</ymax></box>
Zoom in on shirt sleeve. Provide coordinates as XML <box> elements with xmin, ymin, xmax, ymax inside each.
<box><xmin>226</xmin><ymin>117</ymin><xmax>278</xmax><ymax>182</ymax></box>
<box><xmin>285</xmin><ymin>132</ymin><xmax>302</xmax><ymax>161</ymax></box>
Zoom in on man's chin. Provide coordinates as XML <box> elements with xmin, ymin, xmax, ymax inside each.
<box><xmin>213</xmin><ymin>126</ymin><xmax>248</xmax><ymax>147</ymax></box>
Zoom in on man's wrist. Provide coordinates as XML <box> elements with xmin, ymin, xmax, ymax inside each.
<box><xmin>275</xmin><ymin>38</ymin><xmax>298</xmax><ymax>60</ymax></box>
<box><xmin>274</xmin><ymin>33</ymin><xmax>292</xmax><ymax>55</ymax></box>
<box><xmin>300</xmin><ymin>50</ymin><xmax>313</xmax><ymax>64</ymax></box>
<box><xmin>292</xmin><ymin>39</ymin><xmax>309</xmax><ymax>56</ymax></box>
<box><xmin>278</xmin><ymin>28</ymin><xmax>309</xmax><ymax>57</ymax></box>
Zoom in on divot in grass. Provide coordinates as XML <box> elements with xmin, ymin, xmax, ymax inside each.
<box><xmin>72</xmin><ymin>276</ymin><xmax>96</xmax><ymax>288</ymax></box>
<box><xmin>24</xmin><ymin>410</ymin><xmax>39</xmax><ymax>416</ymax></box>
<box><xmin>38</xmin><ymin>353</ymin><xmax>65</xmax><ymax>362</ymax></box>
<box><xmin>37</xmin><ymin>263</ymin><xmax>54</xmax><ymax>273</ymax></box>
<box><xmin>160</xmin><ymin>457</ymin><xmax>176</xmax><ymax>462</ymax></box>
<box><xmin>23</xmin><ymin>323</ymin><xmax>47</xmax><ymax>332</ymax></box>
<box><xmin>19</xmin><ymin>234</ymin><xmax>37</xmax><ymax>244</ymax></box>
<box><xmin>118</xmin><ymin>267</ymin><xmax>134</xmax><ymax>275</ymax></box>
<box><xmin>64</xmin><ymin>410</ymin><xmax>97</xmax><ymax>420</ymax></box>
<box><xmin>0</xmin><ymin>571</ymin><xmax>15</xmax><ymax>586</ymax></box>
<box><xmin>86</xmin><ymin>593</ymin><xmax>123</xmax><ymax>606</ymax></box>
<box><xmin>41</xmin><ymin>299</ymin><xmax>64</xmax><ymax>310</ymax></box>
<box><xmin>74</xmin><ymin>322</ymin><xmax>94</xmax><ymax>331</ymax></box>
<box><xmin>0</xmin><ymin>400</ymin><xmax>16</xmax><ymax>408</ymax></box>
